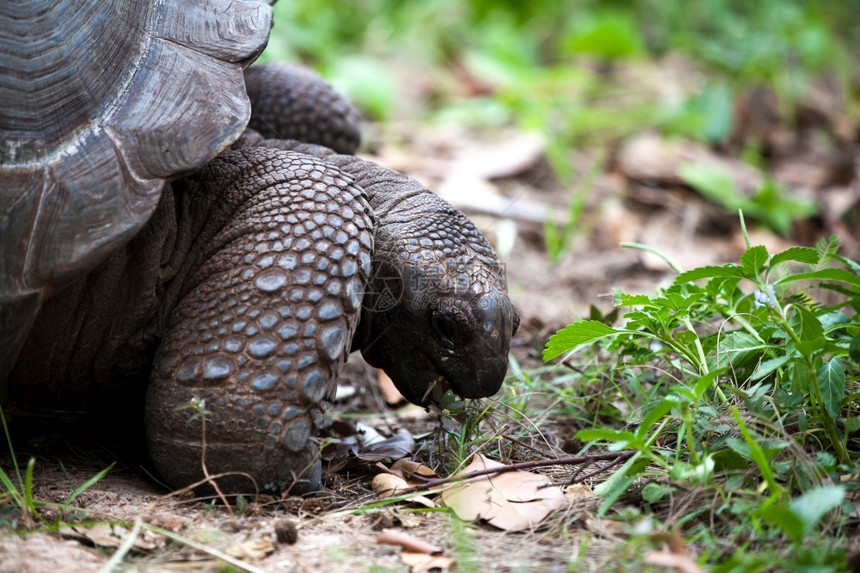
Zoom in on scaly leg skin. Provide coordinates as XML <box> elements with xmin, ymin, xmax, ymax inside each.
<box><xmin>244</xmin><ymin>62</ymin><xmax>361</xmax><ymax>155</ymax></box>
<box><xmin>145</xmin><ymin>147</ymin><xmax>373</xmax><ymax>494</ymax></box>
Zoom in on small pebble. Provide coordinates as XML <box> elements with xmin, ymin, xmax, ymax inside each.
<box><xmin>274</xmin><ymin>519</ymin><xmax>299</xmax><ymax>544</ymax></box>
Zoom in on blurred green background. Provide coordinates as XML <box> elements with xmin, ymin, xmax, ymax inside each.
<box><xmin>261</xmin><ymin>0</ymin><xmax>859</xmax><ymax>150</ymax></box>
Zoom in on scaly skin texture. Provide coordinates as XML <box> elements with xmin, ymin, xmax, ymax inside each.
<box><xmin>242</xmin><ymin>137</ymin><xmax>520</xmax><ymax>405</ymax></box>
<box><xmin>9</xmin><ymin>64</ymin><xmax>517</xmax><ymax>494</ymax></box>
<box><xmin>146</xmin><ymin>147</ymin><xmax>373</xmax><ymax>492</ymax></box>
<box><xmin>244</xmin><ymin>63</ymin><xmax>361</xmax><ymax>154</ymax></box>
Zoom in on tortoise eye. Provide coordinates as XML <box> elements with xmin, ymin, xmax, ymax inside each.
<box><xmin>432</xmin><ymin>311</ymin><xmax>458</xmax><ymax>348</ymax></box>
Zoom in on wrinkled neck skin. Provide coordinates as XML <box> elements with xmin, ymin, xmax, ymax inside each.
<box><xmin>324</xmin><ymin>155</ymin><xmax>519</xmax><ymax>405</ymax></box>
<box><xmin>234</xmin><ymin>136</ymin><xmax>518</xmax><ymax>406</ymax></box>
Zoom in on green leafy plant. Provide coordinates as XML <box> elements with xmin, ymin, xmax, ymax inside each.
<box><xmin>678</xmin><ymin>162</ymin><xmax>818</xmax><ymax>235</ymax></box>
<box><xmin>543</xmin><ymin>221</ymin><xmax>858</xmax><ymax>564</ymax></box>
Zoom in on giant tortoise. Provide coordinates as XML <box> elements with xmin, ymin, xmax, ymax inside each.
<box><xmin>1</xmin><ymin>0</ymin><xmax>518</xmax><ymax>493</ymax></box>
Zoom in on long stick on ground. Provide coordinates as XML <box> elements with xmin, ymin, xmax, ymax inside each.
<box><xmin>395</xmin><ymin>450</ymin><xmax>637</xmax><ymax>495</ymax></box>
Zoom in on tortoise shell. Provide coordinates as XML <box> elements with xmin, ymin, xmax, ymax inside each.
<box><xmin>0</xmin><ymin>0</ymin><xmax>273</xmax><ymax>381</ymax></box>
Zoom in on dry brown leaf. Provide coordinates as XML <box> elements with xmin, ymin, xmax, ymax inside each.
<box><xmin>643</xmin><ymin>550</ymin><xmax>707</xmax><ymax>573</ymax></box>
<box><xmin>373</xmin><ymin>473</ymin><xmax>410</xmax><ymax>497</ymax></box>
<box><xmin>395</xmin><ymin>511</ymin><xmax>424</xmax><ymax>529</ymax></box>
<box><xmin>584</xmin><ymin>517</ymin><xmax>625</xmax><ymax>537</ymax></box>
<box><xmin>400</xmin><ymin>551</ymin><xmax>455</xmax><ymax>572</ymax></box>
<box><xmin>390</xmin><ymin>459</ymin><xmax>439</xmax><ymax>481</ymax></box>
<box><xmin>377</xmin><ymin>529</ymin><xmax>441</xmax><ymax>555</ymax></box>
<box><xmin>325</xmin><ymin>422</ymin><xmax>415</xmax><ymax>466</ymax></box>
<box><xmin>449</xmin><ymin>133</ymin><xmax>545</xmax><ymax>180</ymax></box>
<box><xmin>224</xmin><ymin>537</ymin><xmax>275</xmax><ymax>561</ymax></box>
<box><xmin>59</xmin><ymin>523</ymin><xmax>160</xmax><ymax>551</ymax></box>
<box><xmin>437</xmin><ymin>174</ymin><xmax>551</xmax><ymax>223</ymax></box>
<box><xmin>379</xmin><ymin>369</ymin><xmax>405</xmax><ymax>405</ymax></box>
<box><xmin>441</xmin><ymin>453</ymin><xmax>565</xmax><ymax>531</ymax></box>
<box><xmin>372</xmin><ymin>472</ymin><xmax>437</xmax><ymax>507</ymax></box>
<box><xmin>616</xmin><ymin>132</ymin><xmax>761</xmax><ymax>194</ymax></box>
<box><xmin>564</xmin><ymin>483</ymin><xmax>596</xmax><ymax>500</ymax></box>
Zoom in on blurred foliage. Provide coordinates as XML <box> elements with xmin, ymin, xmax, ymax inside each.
<box><xmin>263</xmin><ymin>0</ymin><xmax>860</xmax><ymax>148</ymax></box>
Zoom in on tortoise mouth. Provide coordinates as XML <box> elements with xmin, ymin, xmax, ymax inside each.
<box><xmin>420</xmin><ymin>374</ymin><xmax>455</xmax><ymax>405</ymax></box>
<box><xmin>407</xmin><ymin>350</ymin><xmax>459</xmax><ymax>406</ymax></box>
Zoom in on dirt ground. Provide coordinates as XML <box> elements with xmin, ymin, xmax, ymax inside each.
<box><xmin>2</xmin><ymin>76</ymin><xmax>859</xmax><ymax>571</ymax></box>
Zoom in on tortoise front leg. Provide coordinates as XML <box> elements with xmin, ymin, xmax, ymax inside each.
<box><xmin>145</xmin><ymin>147</ymin><xmax>373</xmax><ymax>493</ymax></box>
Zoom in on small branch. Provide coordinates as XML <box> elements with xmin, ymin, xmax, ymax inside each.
<box><xmin>501</xmin><ymin>433</ymin><xmax>554</xmax><ymax>458</ymax></box>
<box><xmin>200</xmin><ymin>413</ymin><xmax>233</xmax><ymax>510</ymax></box>
<box><xmin>568</xmin><ymin>451</ymin><xmax>631</xmax><ymax>485</ymax></box>
<box><xmin>394</xmin><ymin>450</ymin><xmax>636</xmax><ymax>495</ymax></box>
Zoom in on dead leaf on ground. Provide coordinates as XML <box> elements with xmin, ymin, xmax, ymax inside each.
<box><xmin>400</xmin><ymin>551</ymin><xmax>456</xmax><ymax>572</ymax></box>
<box><xmin>59</xmin><ymin>523</ymin><xmax>161</xmax><ymax>551</ymax></box>
<box><xmin>441</xmin><ymin>453</ymin><xmax>565</xmax><ymax>531</ymax></box>
<box><xmin>377</xmin><ymin>528</ymin><xmax>441</xmax><ymax>554</ymax></box>
<box><xmin>437</xmin><ymin>174</ymin><xmax>552</xmax><ymax>223</ymax></box>
<box><xmin>584</xmin><ymin>517</ymin><xmax>625</xmax><ymax>538</ymax></box>
<box><xmin>564</xmin><ymin>483</ymin><xmax>597</xmax><ymax>500</ymax></box>
<box><xmin>643</xmin><ymin>550</ymin><xmax>707</xmax><ymax>573</ymax></box>
<box><xmin>224</xmin><ymin>537</ymin><xmax>275</xmax><ymax>561</ymax></box>
<box><xmin>449</xmin><ymin>132</ymin><xmax>545</xmax><ymax>180</ymax></box>
<box><xmin>372</xmin><ymin>471</ymin><xmax>437</xmax><ymax>508</ymax></box>
<box><xmin>389</xmin><ymin>458</ymin><xmax>440</xmax><ymax>482</ymax></box>
<box><xmin>395</xmin><ymin>511</ymin><xmax>424</xmax><ymax>529</ymax></box>
<box><xmin>616</xmin><ymin>132</ymin><xmax>762</xmax><ymax>194</ymax></box>
<box><xmin>323</xmin><ymin>421</ymin><xmax>415</xmax><ymax>469</ymax></box>
<box><xmin>373</xmin><ymin>473</ymin><xmax>410</xmax><ymax>497</ymax></box>
<box><xmin>378</xmin><ymin>370</ymin><xmax>405</xmax><ymax>405</ymax></box>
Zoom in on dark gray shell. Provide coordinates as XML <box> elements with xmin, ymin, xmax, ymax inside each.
<box><xmin>0</xmin><ymin>0</ymin><xmax>273</xmax><ymax>381</ymax></box>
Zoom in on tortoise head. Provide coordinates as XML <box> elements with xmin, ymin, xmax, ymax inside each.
<box><xmin>352</xmin><ymin>189</ymin><xmax>519</xmax><ymax>406</ymax></box>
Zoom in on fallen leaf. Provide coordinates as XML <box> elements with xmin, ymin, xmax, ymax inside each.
<box><xmin>395</xmin><ymin>511</ymin><xmax>424</xmax><ymax>529</ymax></box>
<box><xmin>441</xmin><ymin>453</ymin><xmax>565</xmax><ymax>531</ymax></box>
<box><xmin>616</xmin><ymin>132</ymin><xmax>761</xmax><ymax>194</ymax></box>
<box><xmin>437</xmin><ymin>174</ymin><xmax>552</xmax><ymax>223</ymax></box>
<box><xmin>377</xmin><ymin>529</ymin><xmax>441</xmax><ymax>554</ymax></box>
<box><xmin>564</xmin><ymin>483</ymin><xmax>597</xmax><ymax>500</ymax></box>
<box><xmin>372</xmin><ymin>472</ymin><xmax>437</xmax><ymax>508</ymax></box>
<box><xmin>400</xmin><ymin>551</ymin><xmax>455</xmax><ymax>572</ymax></box>
<box><xmin>323</xmin><ymin>422</ymin><xmax>415</xmax><ymax>468</ymax></box>
<box><xmin>449</xmin><ymin>132</ymin><xmax>545</xmax><ymax>180</ymax></box>
<box><xmin>224</xmin><ymin>537</ymin><xmax>275</xmax><ymax>561</ymax></box>
<box><xmin>584</xmin><ymin>517</ymin><xmax>625</xmax><ymax>537</ymax></box>
<box><xmin>334</xmin><ymin>383</ymin><xmax>357</xmax><ymax>401</ymax></box>
<box><xmin>379</xmin><ymin>370</ymin><xmax>405</xmax><ymax>405</ymax></box>
<box><xmin>359</xmin><ymin>428</ymin><xmax>415</xmax><ymax>461</ymax></box>
<box><xmin>60</xmin><ymin>523</ymin><xmax>160</xmax><ymax>551</ymax></box>
<box><xmin>643</xmin><ymin>550</ymin><xmax>707</xmax><ymax>573</ymax></box>
<box><xmin>390</xmin><ymin>459</ymin><xmax>440</xmax><ymax>482</ymax></box>
<box><xmin>373</xmin><ymin>473</ymin><xmax>410</xmax><ymax>497</ymax></box>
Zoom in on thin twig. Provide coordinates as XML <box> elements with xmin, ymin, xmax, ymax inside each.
<box><xmin>200</xmin><ymin>413</ymin><xmax>233</xmax><ymax>510</ymax></box>
<box><xmin>501</xmin><ymin>433</ymin><xmax>555</xmax><ymax>458</ymax></box>
<box><xmin>99</xmin><ymin>517</ymin><xmax>142</xmax><ymax>573</ymax></box>
<box><xmin>395</xmin><ymin>450</ymin><xmax>636</xmax><ymax>495</ymax></box>
<box><xmin>568</xmin><ymin>451</ymin><xmax>632</xmax><ymax>485</ymax></box>
<box><xmin>568</xmin><ymin>459</ymin><xmax>596</xmax><ymax>483</ymax></box>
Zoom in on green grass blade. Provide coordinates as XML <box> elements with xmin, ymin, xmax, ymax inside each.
<box><xmin>23</xmin><ymin>458</ymin><xmax>35</xmax><ymax>515</ymax></box>
<box><xmin>66</xmin><ymin>464</ymin><xmax>113</xmax><ymax>506</ymax></box>
<box><xmin>99</xmin><ymin>518</ymin><xmax>143</xmax><ymax>573</ymax></box>
<box><xmin>0</xmin><ymin>405</ymin><xmax>22</xmax><ymax>487</ymax></box>
<box><xmin>142</xmin><ymin>524</ymin><xmax>270</xmax><ymax>573</ymax></box>
<box><xmin>0</xmin><ymin>466</ymin><xmax>22</xmax><ymax>504</ymax></box>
